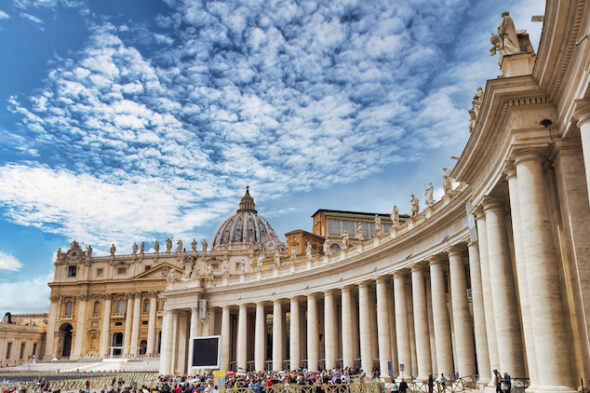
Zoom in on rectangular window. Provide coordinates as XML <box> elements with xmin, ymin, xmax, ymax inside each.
<box><xmin>117</xmin><ymin>267</ymin><xmax>127</xmax><ymax>275</ymax></box>
<box><xmin>67</xmin><ymin>265</ymin><xmax>77</xmax><ymax>277</ymax></box>
<box><xmin>115</xmin><ymin>321</ymin><xmax>123</xmax><ymax>326</ymax></box>
<box><xmin>142</xmin><ymin>320</ymin><xmax>148</xmax><ymax>325</ymax></box>
<box><xmin>144</xmin><ymin>265</ymin><xmax>151</xmax><ymax>272</ymax></box>
<box><xmin>19</xmin><ymin>342</ymin><xmax>25</xmax><ymax>359</ymax></box>
<box><xmin>96</xmin><ymin>268</ymin><xmax>103</xmax><ymax>277</ymax></box>
<box><xmin>6</xmin><ymin>342</ymin><xmax>12</xmax><ymax>359</ymax></box>
<box><xmin>327</xmin><ymin>219</ymin><xmax>340</xmax><ymax>235</ymax></box>
<box><xmin>383</xmin><ymin>223</ymin><xmax>392</xmax><ymax>233</ymax></box>
<box><xmin>368</xmin><ymin>222</ymin><xmax>376</xmax><ymax>237</ymax></box>
<box><xmin>341</xmin><ymin>220</ymin><xmax>355</xmax><ymax>235</ymax></box>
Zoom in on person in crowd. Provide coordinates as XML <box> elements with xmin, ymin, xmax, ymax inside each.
<box><xmin>399</xmin><ymin>378</ymin><xmax>408</xmax><ymax>393</ymax></box>
<box><xmin>428</xmin><ymin>375</ymin><xmax>434</xmax><ymax>393</ymax></box>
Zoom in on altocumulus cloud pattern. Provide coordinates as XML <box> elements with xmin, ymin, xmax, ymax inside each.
<box><xmin>1</xmin><ymin>0</ymin><xmax>516</xmax><ymax>249</ymax></box>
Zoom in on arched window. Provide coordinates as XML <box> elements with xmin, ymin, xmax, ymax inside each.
<box><xmin>143</xmin><ymin>299</ymin><xmax>149</xmax><ymax>313</ymax></box>
<box><xmin>116</xmin><ymin>299</ymin><xmax>125</xmax><ymax>314</ymax></box>
<box><xmin>64</xmin><ymin>301</ymin><xmax>73</xmax><ymax>316</ymax></box>
<box><xmin>93</xmin><ymin>301</ymin><xmax>100</xmax><ymax>316</ymax></box>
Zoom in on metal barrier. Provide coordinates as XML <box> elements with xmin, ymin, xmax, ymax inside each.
<box><xmin>223</xmin><ymin>382</ymin><xmax>384</xmax><ymax>393</ymax></box>
<box><xmin>0</xmin><ymin>372</ymin><xmax>159</xmax><ymax>392</ymax></box>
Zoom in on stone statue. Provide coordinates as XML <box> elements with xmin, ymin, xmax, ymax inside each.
<box><xmin>443</xmin><ymin>168</ymin><xmax>453</xmax><ymax>195</ymax></box>
<box><xmin>132</xmin><ymin>243</ymin><xmax>138</xmax><ymax>256</ymax></box>
<box><xmin>306</xmin><ymin>241</ymin><xmax>312</xmax><ymax>261</ymax></box>
<box><xmin>110</xmin><ymin>244</ymin><xmax>116</xmax><ymax>256</ymax></box>
<box><xmin>165</xmin><ymin>238</ymin><xmax>172</xmax><ymax>254</ymax></box>
<box><xmin>191</xmin><ymin>239</ymin><xmax>197</xmax><ymax>254</ymax></box>
<box><xmin>498</xmin><ymin>11</ymin><xmax>520</xmax><ymax>54</ymax></box>
<box><xmin>356</xmin><ymin>223</ymin><xmax>364</xmax><ymax>241</ymax></box>
<box><xmin>290</xmin><ymin>245</ymin><xmax>297</xmax><ymax>262</ymax></box>
<box><xmin>391</xmin><ymin>205</ymin><xmax>400</xmax><ymax>227</ymax></box>
<box><xmin>57</xmin><ymin>248</ymin><xmax>63</xmax><ymax>260</ymax></box>
<box><xmin>139</xmin><ymin>242</ymin><xmax>145</xmax><ymax>256</ymax></box>
<box><xmin>86</xmin><ymin>245</ymin><xmax>92</xmax><ymax>258</ymax></box>
<box><xmin>221</xmin><ymin>255</ymin><xmax>229</xmax><ymax>275</ymax></box>
<box><xmin>323</xmin><ymin>240</ymin><xmax>330</xmax><ymax>255</ymax></box>
<box><xmin>176</xmin><ymin>240</ymin><xmax>183</xmax><ymax>255</ymax></box>
<box><xmin>374</xmin><ymin>214</ymin><xmax>382</xmax><ymax>234</ymax></box>
<box><xmin>342</xmin><ymin>232</ymin><xmax>349</xmax><ymax>248</ymax></box>
<box><xmin>425</xmin><ymin>183</ymin><xmax>435</xmax><ymax>207</ymax></box>
<box><xmin>410</xmin><ymin>194</ymin><xmax>420</xmax><ymax>218</ymax></box>
<box><xmin>274</xmin><ymin>250</ymin><xmax>281</xmax><ymax>269</ymax></box>
<box><xmin>257</xmin><ymin>254</ymin><xmax>264</xmax><ymax>272</ymax></box>
<box><xmin>201</xmin><ymin>239</ymin><xmax>208</xmax><ymax>255</ymax></box>
<box><xmin>163</xmin><ymin>268</ymin><xmax>178</xmax><ymax>284</ymax></box>
<box><xmin>154</xmin><ymin>240</ymin><xmax>160</xmax><ymax>254</ymax></box>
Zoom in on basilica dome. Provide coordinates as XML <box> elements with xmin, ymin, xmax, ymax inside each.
<box><xmin>212</xmin><ymin>187</ymin><xmax>281</xmax><ymax>249</ymax></box>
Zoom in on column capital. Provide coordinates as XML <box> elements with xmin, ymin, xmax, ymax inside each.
<box><xmin>273</xmin><ymin>298</ymin><xmax>282</xmax><ymax>305</ymax></box>
<box><xmin>375</xmin><ymin>275</ymin><xmax>390</xmax><ymax>284</ymax></box>
<box><xmin>504</xmin><ymin>161</ymin><xmax>517</xmax><ymax>180</ymax></box>
<box><xmin>357</xmin><ymin>280</ymin><xmax>372</xmax><ymax>288</ymax></box>
<box><xmin>447</xmin><ymin>245</ymin><xmax>466</xmax><ymax>259</ymax></box>
<box><xmin>573</xmin><ymin>97</ymin><xmax>590</xmax><ymax>126</ymax></box>
<box><xmin>512</xmin><ymin>147</ymin><xmax>545</xmax><ymax>165</ymax></box>
<box><xmin>428</xmin><ymin>254</ymin><xmax>447</xmax><ymax>266</ymax></box>
<box><xmin>410</xmin><ymin>263</ymin><xmax>427</xmax><ymax>273</ymax></box>
<box><xmin>393</xmin><ymin>269</ymin><xmax>408</xmax><ymax>278</ymax></box>
<box><xmin>482</xmin><ymin>196</ymin><xmax>506</xmax><ymax>212</ymax></box>
<box><xmin>323</xmin><ymin>288</ymin><xmax>338</xmax><ymax>295</ymax></box>
<box><xmin>471</xmin><ymin>204</ymin><xmax>485</xmax><ymax>219</ymax></box>
<box><xmin>340</xmin><ymin>285</ymin><xmax>353</xmax><ymax>294</ymax></box>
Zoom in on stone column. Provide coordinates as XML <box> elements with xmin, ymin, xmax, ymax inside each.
<box><xmin>505</xmin><ymin>165</ymin><xmax>538</xmax><ymax>385</ymax></box>
<box><xmin>158</xmin><ymin>310</ymin><xmax>173</xmax><ymax>375</ymax></box>
<box><xmin>426</xmin><ymin>279</ymin><xmax>438</xmax><ymax>375</ymax></box>
<box><xmin>290</xmin><ymin>297</ymin><xmax>301</xmax><ymax>370</ymax></box>
<box><xmin>146</xmin><ymin>295</ymin><xmax>158</xmax><ymax>355</ymax></box>
<box><xmin>341</xmin><ymin>286</ymin><xmax>354</xmax><ymax>368</ymax></box>
<box><xmin>324</xmin><ymin>290</ymin><xmax>337</xmax><ymax>370</ymax></box>
<box><xmin>123</xmin><ymin>296</ymin><xmax>134</xmax><ymax>356</ymax></box>
<box><xmin>483</xmin><ymin>198</ymin><xmax>525</xmax><ymax>377</ymax></box>
<box><xmin>466</xmin><ymin>242</ymin><xmax>491</xmax><ymax>384</ymax></box>
<box><xmin>237</xmin><ymin>304</ymin><xmax>248</xmax><ymax>372</ymax></box>
<box><xmin>44</xmin><ymin>296</ymin><xmax>58</xmax><ymax>360</ymax></box>
<box><xmin>176</xmin><ymin>312</ymin><xmax>188</xmax><ymax>374</ymax></box>
<box><xmin>187</xmin><ymin>298</ymin><xmax>201</xmax><ymax>372</ymax></box>
<box><xmin>430</xmin><ymin>258</ymin><xmax>453</xmax><ymax>377</ymax></box>
<box><xmin>513</xmin><ymin>150</ymin><xmax>574</xmax><ymax>390</ymax></box>
<box><xmin>376</xmin><ymin>277</ymin><xmax>392</xmax><ymax>378</ymax></box>
<box><xmin>358</xmin><ymin>282</ymin><xmax>374</xmax><ymax>373</ymax></box>
<box><xmin>474</xmin><ymin>207</ymin><xmax>499</xmax><ymax>380</ymax></box>
<box><xmin>394</xmin><ymin>272</ymin><xmax>411</xmax><ymax>379</ymax></box>
<box><xmin>411</xmin><ymin>267</ymin><xmax>432</xmax><ymax>380</ymax></box>
<box><xmin>307</xmin><ymin>294</ymin><xmax>319</xmax><ymax>371</ymax></box>
<box><xmin>71</xmin><ymin>296</ymin><xmax>88</xmax><ymax>359</ymax></box>
<box><xmin>272</xmin><ymin>300</ymin><xmax>283</xmax><ymax>371</ymax></box>
<box><xmin>130</xmin><ymin>294</ymin><xmax>142</xmax><ymax>356</ymax></box>
<box><xmin>99</xmin><ymin>296</ymin><xmax>112</xmax><ymax>357</ymax></box>
<box><xmin>220</xmin><ymin>306</ymin><xmax>231</xmax><ymax>371</ymax></box>
<box><xmin>255</xmin><ymin>302</ymin><xmax>266</xmax><ymax>371</ymax></box>
<box><xmin>448</xmin><ymin>248</ymin><xmax>475</xmax><ymax>377</ymax></box>
<box><xmin>573</xmin><ymin>98</ymin><xmax>590</xmax><ymax>204</ymax></box>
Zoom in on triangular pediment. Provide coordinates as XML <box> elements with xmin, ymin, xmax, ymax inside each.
<box><xmin>135</xmin><ymin>262</ymin><xmax>182</xmax><ymax>280</ymax></box>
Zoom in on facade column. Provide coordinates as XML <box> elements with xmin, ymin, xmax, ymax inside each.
<box><xmin>44</xmin><ymin>296</ymin><xmax>58</xmax><ymax>360</ymax></box>
<box><xmin>99</xmin><ymin>295</ymin><xmax>112</xmax><ymax>357</ymax></box>
<box><xmin>123</xmin><ymin>296</ymin><xmax>134</xmax><ymax>356</ymax></box>
<box><xmin>341</xmin><ymin>286</ymin><xmax>354</xmax><ymax>368</ymax></box>
<box><xmin>430</xmin><ymin>257</ymin><xmax>453</xmax><ymax>378</ymax></box>
<box><xmin>146</xmin><ymin>294</ymin><xmax>158</xmax><ymax>355</ymax></box>
<box><xmin>394</xmin><ymin>272</ymin><xmax>411</xmax><ymax>379</ymax></box>
<box><xmin>376</xmin><ymin>277</ymin><xmax>392</xmax><ymax>378</ymax></box>
<box><xmin>290</xmin><ymin>297</ymin><xmax>301</xmax><ymax>370</ymax></box>
<box><xmin>237</xmin><ymin>304</ymin><xmax>248</xmax><ymax>372</ymax></box>
<box><xmin>130</xmin><ymin>293</ymin><xmax>142</xmax><ymax>356</ymax></box>
<box><xmin>358</xmin><ymin>282</ymin><xmax>374</xmax><ymax>373</ymax></box>
<box><xmin>324</xmin><ymin>290</ymin><xmax>337</xmax><ymax>370</ymax></box>
<box><xmin>307</xmin><ymin>294</ymin><xmax>319</xmax><ymax>371</ymax></box>
<box><xmin>220</xmin><ymin>306</ymin><xmax>231</xmax><ymax>371</ymax></box>
<box><xmin>466</xmin><ymin>242</ymin><xmax>491</xmax><ymax>384</ymax></box>
<box><xmin>158</xmin><ymin>310</ymin><xmax>173</xmax><ymax>375</ymax></box>
<box><xmin>411</xmin><ymin>267</ymin><xmax>432</xmax><ymax>381</ymax></box>
<box><xmin>187</xmin><ymin>306</ymin><xmax>199</xmax><ymax>371</ymax></box>
<box><xmin>505</xmin><ymin>164</ymin><xmax>539</xmax><ymax>385</ymax></box>
<box><xmin>474</xmin><ymin>207</ymin><xmax>499</xmax><ymax>381</ymax></box>
<box><xmin>176</xmin><ymin>312</ymin><xmax>188</xmax><ymax>374</ymax></box>
<box><xmin>573</xmin><ymin>98</ymin><xmax>590</xmax><ymax>204</ymax></box>
<box><xmin>483</xmin><ymin>198</ymin><xmax>525</xmax><ymax>377</ymax></box>
<box><xmin>255</xmin><ymin>302</ymin><xmax>266</xmax><ymax>371</ymax></box>
<box><xmin>448</xmin><ymin>248</ymin><xmax>476</xmax><ymax>377</ymax></box>
<box><xmin>513</xmin><ymin>150</ymin><xmax>575</xmax><ymax>390</ymax></box>
<box><xmin>71</xmin><ymin>296</ymin><xmax>88</xmax><ymax>359</ymax></box>
<box><xmin>272</xmin><ymin>300</ymin><xmax>283</xmax><ymax>371</ymax></box>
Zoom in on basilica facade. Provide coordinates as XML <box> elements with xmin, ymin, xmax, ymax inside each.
<box><xmin>39</xmin><ymin>2</ymin><xmax>590</xmax><ymax>392</ymax></box>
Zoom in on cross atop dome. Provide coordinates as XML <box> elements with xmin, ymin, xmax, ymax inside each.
<box><xmin>238</xmin><ymin>185</ymin><xmax>257</xmax><ymax>213</ymax></box>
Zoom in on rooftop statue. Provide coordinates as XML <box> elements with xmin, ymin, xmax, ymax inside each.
<box><xmin>110</xmin><ymin>244</ymin><xmax>116</xmax><ymax>256</ymax></box>
<box><xmin>257</xmin><ymin>254</ymin><xmax>264</xmax><ymax>272</ymax></box>
<box><xmin>290</xmin><ymin>245</ymin><xmax>297</xmax><ymax>262</ymax></box>
<box><xmin>176</xmin><ymin>240</ymin><xmax>183</xmax><ymax>255</ymax></box>
<box><xmin>86</xmin><ymin>245</ymin><xmax>92</xmax><ymax>258</ymax></box>
<box><xmin>323</xmin><ymin>240</ymin><xmax>330</xmax><ymax>255</ymax></box>
<box><xmin>306</xmin><ymin>241</ymin><xmax>312</xmax><ymax>261</ymax></box>
<box><xmin>374</xmin><ymin>214</ymin><xmax>382</xmax><ymax>234</ymax></box>
<box><xmin>191</xmin><ymin>239</ymin><xmax>197</xmax><ymax>254</ymax></box>
<box><xmin>132</xmin><ymin>243</ymin><xmax>138</xmax><ymax>256</ymax></box>
<box><xmin>411</xmin><ymin>194</ymin><xmax>420</xmax><ymax>218</ymax></box>
<box><xmin>140</xmin><ymin>242</ymin><xmax>145</xmax><ymax>256</ymax></box>
<box><xmin>342</xmin><ymin>232</ymin><xmax>349</xmax><ymax>248</ymax></box>
<box><xmin>166</xmin><ymin>238</ymin><xmax>172</xmax><ymax>254</ymax></box>
<box><xmin>201</xmin><ymin>239</ymin><xmax>208</xmax><ymax>255</ymax></box>
<box><xmin>356</xmin><ymin>223</ymin><xmax>364</xmax><ymax>241</ymax></box>
<box><xmin>274</xmin><ymin>249</ymin><xmax>281</xmax><ymax>268</ymax></box>
<box><xmin>490</xmin><ymin>11</ymin><xmax>528</xmax><ymax>65</ymax></box>
<box><xmin>443</xmin><ymin>168</ymin><xmax>453</xmax><ymax>195</ymax></box>
<box><xmin>425</xmin><ymin>183</ymin><xmax>435</xmax><ymax>207</ymax></box>
<box><xmin>391</xmin><ymin>205</ymin><xmax>400</xmax><ymax>227</ymax></box>
<box><xmin>154</xmin><ymin>240</ymin><xmax>160</xmax><ymax>254</ymax></box>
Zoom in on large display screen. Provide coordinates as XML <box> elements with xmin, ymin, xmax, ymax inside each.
<box><xmin>191</xmin><ymin>336</ymin><xmax>221</xmax><ymax>368</ymax></box>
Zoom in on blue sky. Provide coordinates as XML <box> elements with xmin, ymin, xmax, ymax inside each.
<box><xmin>0</xmin><ymin>0</ymin><xmax>544</xmax><ymax>312</ymax></box>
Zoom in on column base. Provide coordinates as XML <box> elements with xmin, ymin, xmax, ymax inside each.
<box><xmin>525</xmin><ymin>386</ymin><xmax>576</xmax><ymax>393</ymax></box>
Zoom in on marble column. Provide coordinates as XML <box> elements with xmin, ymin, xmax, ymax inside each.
<box><xmin>237</xmin><ymin>304</ymin><xmax>248</xmax><ymax>372</ymax></box>
<box><xmin>394</xmin><ymin>272</ymin><xmax>411</xmax><ymax>379</ymax></box>
<box><xmin>358</xmin><ymin>282</ymin><xmax>374</xmax><ymax>373</ymax></box>
<box><xmin>430</xmin><ymin>257</ymin><xmax>453</xmax><ymax>377</ymax></box>
<box><xmin>158</xmin><ymin>310</ymin><xmax>173</xmax><ymax>375</ymax></box>
<box><xmin>99</xmin><ymin>295</ymin><xmax>112</xmax><ymax>357</ymax></box>
<box><xmin>513</xmin><ymin>150</ymin><xmax>574</xmax><ymax>390</ymax></box>
<box><xmin>44</xmin><ymin>297</ymin><xmax>58</xmax><ymax>360</ymax></box>
<box><xmin>130</xmin><ymin>294</ymin><xmax>142</xmax><ymax>356</ymax></box>
<box><xmin>272</xmin><ymin>300</ymin><xmax>283</xmax><ymax>371</ymax></box>
<box><xmin>448</xmin><ymin>248</ymin><xmax>475</xmax><ymax>377</ymax></box>
<box><xmin>474</xmin><ymin>207</ymin><xmax>499</xmax><ymax>380</ymax></box>
<box><xmin>369</xmin><ymin>287</ymin><xmax>379</xmax><ymax>364</ymax></box>
<box><xmin>483</xmin><ymin>198</ymin><xmax>524</xmax><ymax>377</ymax></box>
<box><xmin>255</xmin><ymin>302</ymin><xmax>266</xmax><ymax>371</ymax></box>
<box><xmin>123</xmin><ymin>296</ymin><xmax>134</xmax><ymax>356</ymax></box>
<box><xmin>505</xmin><ymin>164</ymin><xmax>539</xmax><ymax>385</ymax></box>
<box><xmin>341</xmin><ymin>286</ymin><xmax>354</xmax><ymax>368</ymax></box>
<box><xmin>573</xmin><ymin>98</ymin><xmax>590</xmax><ymax>204</ymax></box>
<box><xmin>466</xmin><ymin>242</ymin><xmax>490</xmax><ymax>384</ymax></box>
<box><xmin>411</xmin><ymin>267</ymin><xmax>432</xmax><ymax>380</ymax></box>
<box><xmin>376</xmin><ymin>277</ymin><xmax>392</xmax><ymax>378</ymax></box>
<box><xmin>324</xmin><ymin>290</ymin><xmax>337</xmax><ymax>370</ymax></box>
<box><xmin>146</xmin><ymin>295</ymin><xmax>158</xmax><ymax>355</ymax></box>
<box><xmin>426</xmin><ymin>279</ymin><xmax>438</xmax><ymax>375</ymax></box>
<box><xmin>176</xmin><ymin>312</ymin><xmax>188</xmax><ymax>374</ymax></box>
<box><xmin>307</xmin><ymin>294</ymin><xmax>319</xmax><ymax>371</ymax></box>
<box><xmin>71</xmin><ymin>296</ymin><xmax>88</xmax><ymax>359</ymax></box>
<box><xmin>290</xmin><ymin>297</ymin><xmax>301</xmax><ymax>370</ymax></box>
<box><xmin>220</xmin><ymin>306</ymin><xmax>231</xmax><ymax>371</ymax></box>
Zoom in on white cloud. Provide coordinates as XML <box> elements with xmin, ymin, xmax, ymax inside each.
<box><xmin>0</xmin><ymin>10</ymin><xmax>10</xmax><ymax>19</ymax></box>
<box><xmin>20</xmin><ymin>12</ymin><xmax>42</xmax><ymax>24</ymax></box>
<box><xmin>0</xmin><ymin>274</ymin><xmax>51</xmax><ymax>313</ymax></box>
<box><xmin>0</xmin><ymin>251</ymin><xmax>22</xmax><ymax>271</ymax></box>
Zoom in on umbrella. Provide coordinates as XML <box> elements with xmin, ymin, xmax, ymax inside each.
<box><xmin>226</xmin><ymin>372</ymin><xmax>235</xmax><ymax>377</ymax></box>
